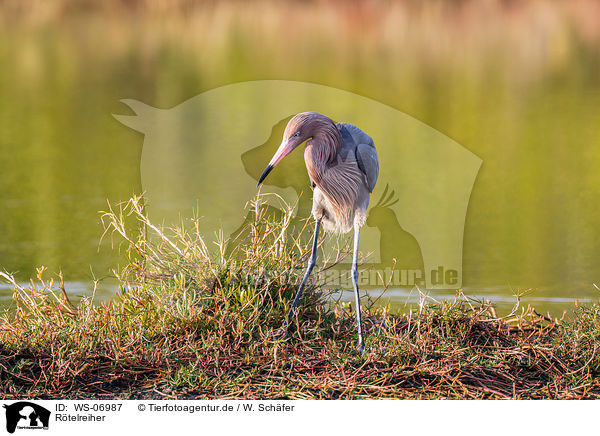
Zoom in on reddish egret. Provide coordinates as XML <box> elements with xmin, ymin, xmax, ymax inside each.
<box><xmin>257</xmin><ymin>112</ymin><xmax>379</xmax><ymax>351</ymax></box>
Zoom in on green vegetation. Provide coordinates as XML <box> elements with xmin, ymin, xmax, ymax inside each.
<box><xmin>1</xmin><ymin>195</ymin><xmax>600</xmax><ymax>399</ymax></box>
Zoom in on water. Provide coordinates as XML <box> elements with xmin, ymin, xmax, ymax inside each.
<box><xmin>1</xmin><ymin>2</ymin><xmax>600</xmax><ymax>316</ymax></box>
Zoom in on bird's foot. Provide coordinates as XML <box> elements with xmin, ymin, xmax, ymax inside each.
<box><xmin>356</xmin><ymin>339</ymin><xmax>365</xmax><ymax>354</ymax></box>
<box><xmin>269</xmin><ymin>326</ymin><xmax>290</xmax><ymax>340</ymax></box>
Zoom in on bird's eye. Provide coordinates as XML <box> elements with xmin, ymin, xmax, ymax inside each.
<box><xmin>293</xmin><ymin>131</ymin><xmax>300</xmax><ymax>137</ymax></box>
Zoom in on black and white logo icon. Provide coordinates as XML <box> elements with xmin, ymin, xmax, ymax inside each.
<box><xmin>2</xmin><ymin>402</ymin><xmax>50</xmax><ymax>434</ymax></box>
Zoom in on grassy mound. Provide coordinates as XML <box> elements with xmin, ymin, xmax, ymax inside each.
<box><xmin>1</xmin><ymin>195</ymin><xmax>600</xmax><ymax>399</ymax></box>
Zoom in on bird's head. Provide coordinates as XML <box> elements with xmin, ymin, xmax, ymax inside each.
<box><xmin>257</xmin><ymin>112</ymin><xmax>335</xmax><ymax>186</ymax></box>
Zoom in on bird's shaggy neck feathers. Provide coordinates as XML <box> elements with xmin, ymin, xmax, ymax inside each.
<box><xmin>291</xmin><ymin>113</ymin><xmax>363</xmax><ymax>233</ymax></box>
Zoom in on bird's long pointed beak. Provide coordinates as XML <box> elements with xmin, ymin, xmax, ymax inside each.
<box><xmin>256</xmin><ymin>140</ymin><xmax>293</xmax><ymax>187</ymax></box>
<box><xmin>257</xmin><ymin>164</ymin><xmax>273</xmax><ymax>187</ymax></box>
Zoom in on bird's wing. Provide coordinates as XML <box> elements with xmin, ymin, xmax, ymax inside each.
<box><xmin>355</xmin><ymin>142</ymin><xmax>379</xmax><ymax>193</ymax></box>
<box><xmin>337</xmin><ymin>122</ymin><xmax>375</xmax><ymax>148</ymax></box>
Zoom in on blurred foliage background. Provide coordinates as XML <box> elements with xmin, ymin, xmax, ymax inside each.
<box><xmin>1</xmin><ymin>0</ymin><xmax>599</xmax><ymax>312</ymax></box>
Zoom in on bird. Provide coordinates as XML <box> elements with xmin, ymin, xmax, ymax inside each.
<box><xmin>257</xmin><ymin>112</ymin><xmax>379</xmax><ymax>351</ymax></box>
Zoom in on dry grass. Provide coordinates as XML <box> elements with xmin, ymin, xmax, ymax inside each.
<box><xmin>1</xmin><ymin>194</ymin><xmax>600</xmax><ymax>399</ymax></box>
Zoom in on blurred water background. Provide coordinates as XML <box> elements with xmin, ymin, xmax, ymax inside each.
<box><xmin>1</xmin><ymin>0</ymin><xmax>600</xmax><ymax>314</ymax></box>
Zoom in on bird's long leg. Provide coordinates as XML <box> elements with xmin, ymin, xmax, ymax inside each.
<box><xmin>351</xmin><ymin>225</ymin><xmax>365</xmax><ymax>352</ymax></box>
<box><xmin>281</xmin><ymin>218</ymin><xmax>321</xmax><ymax>333</ymax></box>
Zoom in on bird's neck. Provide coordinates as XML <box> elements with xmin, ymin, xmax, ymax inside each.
<box><xmin>308</xmin><ymin>123</ymin><xmax>341</xmax><ymax>165</ymax></box>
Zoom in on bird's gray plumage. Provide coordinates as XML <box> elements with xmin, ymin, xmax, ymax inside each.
<box><xmin>337</xmin><ymin>123</ymin><xmax>379</xmax><ymax>193</ymax></box>
<box><xmin>337</xmin><ymin>122</ymin><xmax>374</xmax><ymax>148</ymax></box>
